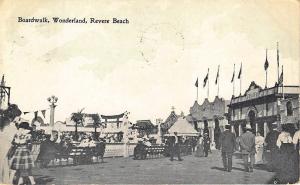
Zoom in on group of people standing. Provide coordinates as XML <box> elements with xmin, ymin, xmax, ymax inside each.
<box><xmin>217</xmin><ymin>122</ymin><xmax>299</xmax><ymax>184</ymax></box>
<box><xmin>194</xmin><ymin>132</ymin><xmax>211</xmax><ymax>158</ymax></box>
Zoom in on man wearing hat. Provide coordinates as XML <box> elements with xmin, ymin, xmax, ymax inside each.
<box><xmin>240</xmin><ymin>124</ymin><xmax>256</xmax><ymax>172</ymax></box>
<box><xmin>170</xmin><ymin>132</ymin><xmax>182</xmax><ymax>161</ymax></box>
<box><xmin>219</xmin><ymin>124</ymin><xmax>236</xmax><ymax>172</ymax></box>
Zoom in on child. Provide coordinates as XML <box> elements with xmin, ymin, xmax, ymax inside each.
<box><xmin>10</xmin><ymin>122</ymin><xmax>35</xmax><ymax>185</ymax></box>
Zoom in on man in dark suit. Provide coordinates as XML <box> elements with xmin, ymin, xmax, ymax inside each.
<box><xmin>170</xmin><ymin>132</ymin><xmax>183</xmax><ymax>161</ymax></box>
<box><xmin>240</xmin><ymin>124</ymin><xmax>256</xmax><ymax>172</ymax></box>
<box><xmin>265</xmin><ymin>123</ymin><xmax>281</xmax><ymax>172</ymax></box>
<box><xmin>219</xmin><ymin>124</ymin><xmax>236</xmax><ymax>172</ymax></box>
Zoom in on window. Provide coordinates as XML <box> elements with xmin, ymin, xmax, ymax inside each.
<box><xmin>232</xmin><ymin>109</ymin><xmax>235</xmax><ymax>120</ymax></box>
<box><xmin>286</xmin><ymin>101</ymin><xmax>293</xmax><ymax>116</ymax></box>
<box><xmin>266</xmin><ymin>103</ymin><xmax>269</xmax><ymax>116</ymax></box>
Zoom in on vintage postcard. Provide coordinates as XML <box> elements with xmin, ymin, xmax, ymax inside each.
<box><xmin>0</xmin><ymin>0</ymin><xmax>299</xmax><ymax>184</ymax></box>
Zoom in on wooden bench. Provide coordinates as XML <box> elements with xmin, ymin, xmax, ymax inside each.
<box><xmin>53</xmin><ymin>143</ymin><xmax>106</xmax><ymax>166</ymax></box>
<box><xmin>134</xmin><ymin>144</ymin><xmax>166</xmax><ymax>160</ymax></box>
<box><xmin>145</xmin><ymin>145</ymin><xmax>166</xmax><ymax>159</ymax></box>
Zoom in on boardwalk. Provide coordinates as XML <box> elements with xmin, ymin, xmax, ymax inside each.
<box><xmin>32</xmin><ymin>150</ymin><xmax>276</xmax><ymax>184</ymax></box>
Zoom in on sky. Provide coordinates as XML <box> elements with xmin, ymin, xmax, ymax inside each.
<box><xmin>0</xmin><ymin>0</ymin><xmax>299</xmax><ymax>124</ymax></box>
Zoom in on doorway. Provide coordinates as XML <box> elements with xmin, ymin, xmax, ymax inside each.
<box><xmin>248</xmin><ymin>110</ymin><xmax>256</xmax><ymax>132</ymax></box>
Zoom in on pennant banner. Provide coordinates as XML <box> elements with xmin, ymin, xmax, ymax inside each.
<box><xmin>203</xmin><ymin>69</ymin><xmax>209</xmax><ymax>88</ymax></box>
<box><xmin>231</xmin><ymin>64</ymin><xmax>235</xmax><ymax>83</ymax></box>
<box><xmin>34</xmin><ymin>111</ymin><xmax>38</xmax><ymax>119</ymax></box>
<box><xmin>41</xmin><ymin>110</ymin><xmax>46</xmax><ymax>118</ymax></box>
<box><xmin>215</xmin><ymin>66</ymin><xmax>219</xmax><ymax>85</ymax></box>
<box><xmin>238</xmin><ymin>63</ymin><xmax>242</xmax><ymax>79</ymax></box>
<box><xmin>264</xmin><ymin>49</ymin><xmax>269</xmax><ymax>71</ymax></box>
<box><xmin>195</xmin><ymin>78</ymin><xmax>198</xmax><ymax>87</ymax></box>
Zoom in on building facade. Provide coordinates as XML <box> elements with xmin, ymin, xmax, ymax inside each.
<box><xmin>186</xmin><ymin>96</ymin><xmax>229</xmax><ymax>147</ymax></box>
<box><xmin>228</xmin><ymin>81</ymin><xmax>300</xmax><ymax>136</ymax></box>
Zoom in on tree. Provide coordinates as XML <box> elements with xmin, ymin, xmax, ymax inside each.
<box><xmin>91</xmin><ymin>114</ymin><xmax>101</xmax><ymax>139</ymax></box>
<box><xmin>71</xmin><ymin>108</ymin><xmax>84</xmax><ymax>141</ymax></box>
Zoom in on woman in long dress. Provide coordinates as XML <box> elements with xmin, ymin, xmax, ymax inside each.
<box><xmin>195</xmin><ymin>135</ymin><xmax>204</xmax><ymax>157</ymax></box>
<box><xmin>10</xmin><ymin>122</ymin><xmax>36</xmax><ymax>185</ymax></box>
<box><xmin>255</xmin><ymin>132</ymin><xmax>265</xmax><ymax>165</ymax></box>
<box><xmin>276</xmin><ymin>125</ymin><xmax>298</xmax><ymax>184</ymax></box>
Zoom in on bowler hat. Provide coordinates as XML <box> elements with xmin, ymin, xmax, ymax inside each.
<box><xmin>225</xmin><ymin>125</ymin><xmax>231</xmax><ymax>130</ymax></box>
<box><xmin>18</xmin><ymin>122</ymin><xmax>30</xmax><ymax>130</ymax></box>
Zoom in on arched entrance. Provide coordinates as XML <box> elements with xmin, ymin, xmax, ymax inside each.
<box><xmin>203</xmin><ymin>119</ymin><xmax>209</xmax><ymax>136</ymax></box>
<box><xmin>248</xmin><ymin>110</ymin><xmax>256</xmax><ymax>132</ymax></box>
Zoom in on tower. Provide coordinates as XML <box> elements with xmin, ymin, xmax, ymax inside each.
<box><xmin>0</xmin><ymin>75</ymin><xmax>9</xmax><ymax>109</ymax></box>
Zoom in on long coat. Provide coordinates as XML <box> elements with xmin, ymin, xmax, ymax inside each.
<box><xmin>219</xmin><ymin>130</ymin><xmax>236</xmax><ymax>153</ymax></box>
<box><xmin>240</xmin><ymin>131</ymin><xmax>255</xmax><ymax>154</ymax></box>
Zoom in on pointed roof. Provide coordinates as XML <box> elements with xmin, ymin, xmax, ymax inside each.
<box><xmin>189</xmin><ymin>97</ymin><xmax>228</xmax><ymax>121</ymax></box>
<box><xmin>135</xmin><ymin>120</ymin><xmax>155</xmax><ymax>129</ymax></box>
<box><xmin>168</xmin><ymin>117</ymin><xmax>198</xmax><ymax>136</ymax></box>
<box><xmin>101</xmin><ymin>113</ymin><xmax>125</xmax><ymax>119</ymax></box>
<box><xmin>1</xmin><ymin>75</ymin><xmax>5</xmax><ymax>86</ymax></box>
<box><xmin>190</xmin><ymin>101</ymin><xmax>201</xmax><ymax>114</ymax></box>
<box><xmin>161</xmin><ymin>111</ymin><xmax>178</xmax><ymax>131</ymax></box>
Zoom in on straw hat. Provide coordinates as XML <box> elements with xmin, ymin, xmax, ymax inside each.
<box><xmin>245</xmin><ymin>124</ymin><xmax>252</xmax><ymax>130</ymax></box>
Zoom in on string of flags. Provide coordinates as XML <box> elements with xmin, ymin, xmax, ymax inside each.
<box><xmin>23</xmin><ymin>108</ymin><xmax>50</xmax><ymax>119</ymax></box>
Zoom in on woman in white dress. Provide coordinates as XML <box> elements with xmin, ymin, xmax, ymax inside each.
<box><xmin>255</xmin><ymin>132</ymin><xmax>265</xmax><ymax>165</ymax></box>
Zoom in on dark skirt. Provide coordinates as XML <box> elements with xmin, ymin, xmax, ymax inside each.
<box><xmin>10</xmin><ymin>146</ymin><xmax>34</xmax><ymax>170</ymax></box>
<box><xmin>276</xmin><ymin>143</ymin><xmax>298</xmax><ymax>184</ymax></box>
<box><xmin>195</xmin><ymin>144</ymin><xmax>204</xmax><ymax>157</ymax></box>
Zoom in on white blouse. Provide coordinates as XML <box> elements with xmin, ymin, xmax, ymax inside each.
<box><xmin>276</xmin><ymin>131</ymin><xmax>293</xmax><ymax>148</ymax></box>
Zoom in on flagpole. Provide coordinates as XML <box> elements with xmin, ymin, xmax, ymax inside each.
<box><xmin>282</xmin><ymin>65</ymin><xmax>285</xmax><ymax>99</ymax></box>
<box><xmin>240</xmin><ymin>72</ymin><xmax>242</xmax><ymax>96</ymax></box>
<box><xmin>277</xmin><ymin>42</ymin><xmax>279</xmax><ymax>84</ymax></box>
<box><xmin>197</xmin><ymin>81</ymin><xmax>198</xmax><ymax>102</ymax></box>
<box><xmin>240</xmin><ymin>63</ymin><xmax>242</xmax><ymax>96</ymax></box>
<box><xmin>265</xmin><ymin>49</ymin><xmax>268</xmax><ymax>89</ymax></box>
<box><xmin>233</xmin><ymin>64</ymin><xmax>235</xmax><ymax>96</ymax></box>
<box><xmin>266</xmin><ymin>70</ymin><xmax>268</xmax><ymax>89</ymax></box>
<box><xmin>207</xmin><ymin>68</ymin><xmax>209</xmax><ymax>99</ymax></box>
<box><xmin>217</xmin><ymin>65</ymin><xmax>220</xmax><ymax>97</ymax></box>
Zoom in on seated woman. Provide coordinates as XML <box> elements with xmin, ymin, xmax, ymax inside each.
<box><xmin>78</xmin><ymin>135</ymin><xmax>90</xmax><ymax>147</ymax></box>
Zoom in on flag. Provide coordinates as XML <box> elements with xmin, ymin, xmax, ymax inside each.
<box><xmin>278</xmin><ymin>68</ymin><xmax>283</xmax><ymax>85</ymax></box>
<box><xmin>231</xmin><ymin>64</ymin><xmax>235</xmax><ymax>83</ymax></box>
<box><xmin>41</xmin><ymin>110</ymin><xmax>46</xmax><ymax>118</ymax></box>
<box><xmin>264</xmin><ymin>49</ymin><xmax>269</xmax><ymax>71</ymax></box>
<box><xmin>195</xmin><ymin>78</ymin><xmax>198</xmax><ymax>87</ymax></box>
<box><xmin>215</xmin><ymin>66</ymin><xmax>219</xmax><ymax>84</ymax></box>
<box><xmin>34</xmin><ymin>111</ymin><xmax>38</xmax><ymax>119</ymax></box>
<box><xmin>23</xmin><ymin>112</ymin><xmax>30</xmax><ymax>115</ymax></box>
<box><xmin>238</xmin><ymin>63</ymin><xmax>242</xmax><ymax>79</ymax></box>
<box><xmin>203</xmin><ymin>69</ymin><xmax>209</xmax><ymax>87</ymax></box>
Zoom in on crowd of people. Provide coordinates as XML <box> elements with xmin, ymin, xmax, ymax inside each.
<box><xmin>217</xmin><ymin>123</ymin><xmax>300</xmax><ymax>184</ymax></box>
<box><xmin>162</xmin><ymin>122</ymin><xmax>299</xmax><ymax>184</ymax></box>
<box><xmin>1</xmin><ymin>104</ymin><xmax>299</xmax><ymax>184</ymax></box>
